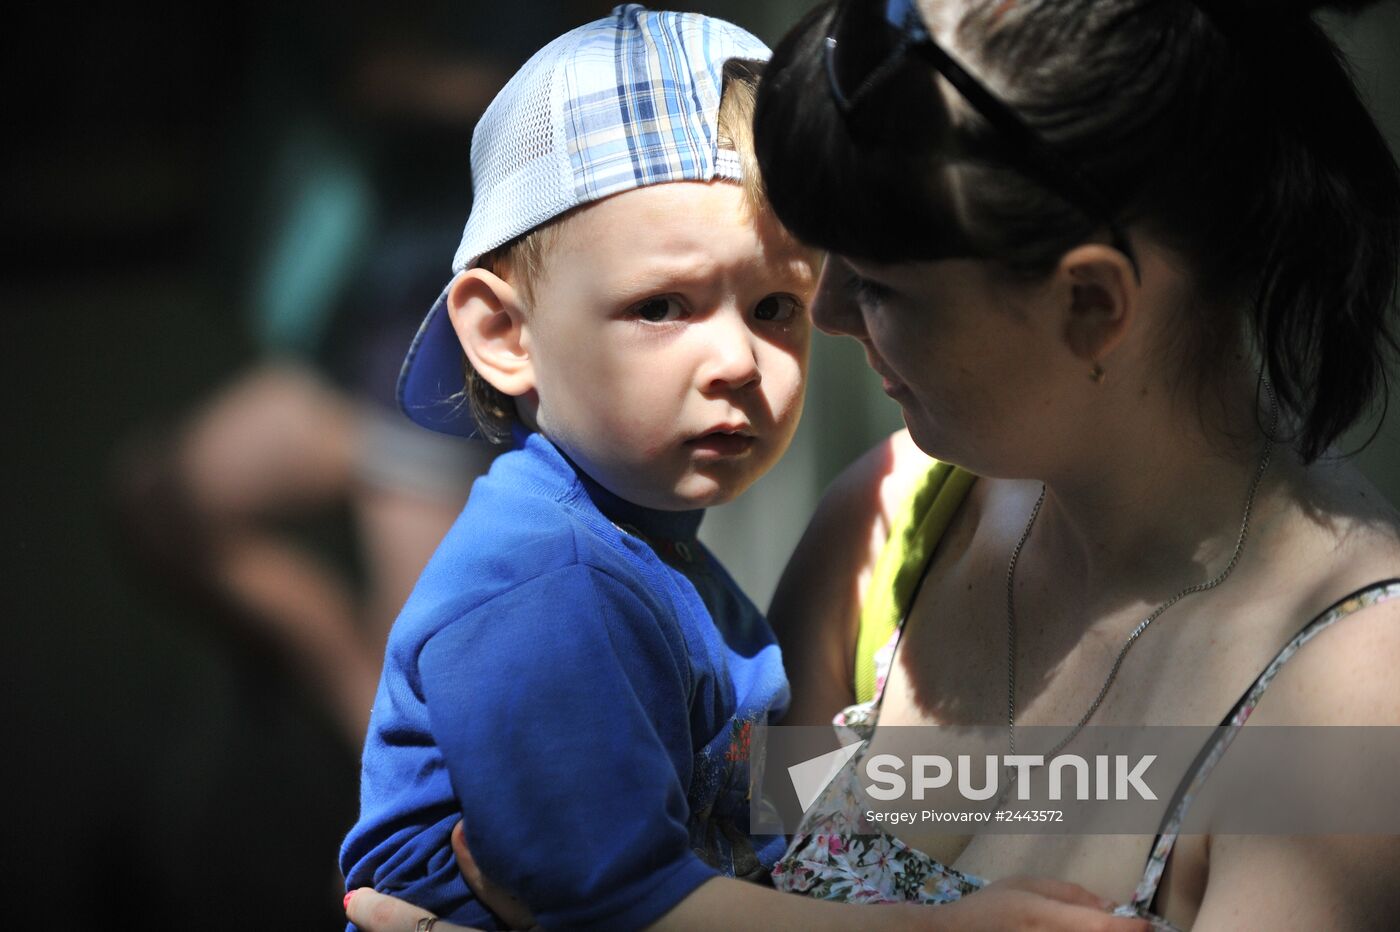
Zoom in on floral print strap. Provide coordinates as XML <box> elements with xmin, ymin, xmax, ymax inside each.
<box><xmin>1128</xmin><ymin>579</ymin><xmax>1400</xmax><ymax>912</ymax></box>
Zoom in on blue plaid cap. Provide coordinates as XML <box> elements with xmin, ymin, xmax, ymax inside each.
<box><xmin>398</xmin><ymin>4</ymin><xmax>770</xmax><ymax>436</ymax></box>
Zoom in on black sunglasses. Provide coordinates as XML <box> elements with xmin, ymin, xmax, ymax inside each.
<box><xmin>824</xmin><ymin>0</ymin><xmax>1140</xmax><ymax>279</ymax></box>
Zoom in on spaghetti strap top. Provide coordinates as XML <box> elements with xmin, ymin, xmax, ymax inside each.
<box><xmin>854</xmin><ymin>461</ymin><xmax>977</xmax><ymax>703</ymax></box>
<box><xmin>774</xmin><ymin>459</ymin><xmax>1400</xmax><ymax>928</ymax></box>
<box><xmin>1127</xmin><ymin>577</ymin><xmax>1400</xmax><ymax>913</ymax></box>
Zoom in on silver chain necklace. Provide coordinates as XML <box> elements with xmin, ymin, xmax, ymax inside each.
<box><xmin>1005</xmin><ymin>385</ymin><xmax>1278</xmax><ymax>761</ymax></box>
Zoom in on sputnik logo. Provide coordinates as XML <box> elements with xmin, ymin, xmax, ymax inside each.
<box><xmin>787</xmin><ymin>740</ymin><xmax>864</xmax><ymax>812</ymax></box>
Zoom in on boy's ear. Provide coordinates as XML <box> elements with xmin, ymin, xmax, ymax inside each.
<box><xmin>445</xmin><ymin>268</ymin><xmax>535</xmax><ymax>397</ymax></box>
<box><xmin>1056</xmin><ymin>243</ymin><xmax>1136</xmax><ymax>369</ymax></box>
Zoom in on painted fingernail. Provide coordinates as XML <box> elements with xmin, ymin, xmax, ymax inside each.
<box><xmin>344</xmin><ymin>891</ymin><xmax>356</xmax><ymax>911</ymax></box>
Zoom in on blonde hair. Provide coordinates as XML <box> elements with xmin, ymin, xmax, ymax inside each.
<box><xmin>465</xmin><ymin>59</ymin><xmax>769</xmax><ymax>443</ymax></box>
<box><xmin>462</xmin><ymin>224</ymin><xmax>561</xmax><ymax>443</ymax></box>
<box><xmin>717</xmin><ymin>58</ymin><xmax>767</xmax><ymax>217</ymax></box>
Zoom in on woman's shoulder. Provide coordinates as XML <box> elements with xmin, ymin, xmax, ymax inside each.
<box><xmin>767</xmin><ymin>431</ymin><xmax>939</xmax><ymax>723</ymax></box>
<box><xmin>822</xmin><ymin>429</ymin><xmax>937</xmax><ymax>536</ymax></box>
<box><xmin>1197</xmin><ymin>460</ymin><xmax>1400</xmax><ymax>926</ymax></box>
<box><xmin>1248</xmin><ymin>452</ymin><xmax>1400</xmax><ymax>726</ymax></box>
<box><xmin>775</xmin><ymin>430</ymin><xmax>935</xmax><ymax>606</ymax></box>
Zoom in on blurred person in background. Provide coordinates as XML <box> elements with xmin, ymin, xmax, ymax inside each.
<box><xmin>112</xmin><ymin>14</ymin><xmax>512</xmax><ymax>749</ymax></box>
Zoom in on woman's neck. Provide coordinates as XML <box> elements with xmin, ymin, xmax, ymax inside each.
<box><xmin>1028</xmin><ymin>375</ymin><xmax>1283</xmax><ymax>608</ymax></box>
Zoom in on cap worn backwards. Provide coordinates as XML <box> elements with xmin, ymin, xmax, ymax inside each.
<box><xmin>398</xmin><ymin>3</ymin><xmax>771</xmax><ymax>437</ymax></box>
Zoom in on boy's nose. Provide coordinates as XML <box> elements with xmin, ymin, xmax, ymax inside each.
<box><xmin>699</xmin><ymin>312</ymin><xmax>761</xmax><ymax>394</ymax></box>
<box><xmin>811</xmin><ymin>257</ymin><xmax>866</xmax><ymax>338</ymax></box>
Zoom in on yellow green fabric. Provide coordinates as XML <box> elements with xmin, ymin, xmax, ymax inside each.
<box><xmin>853</xmin><ymin>462</ymin><xmax>977</xmax><ymax>704</ymax></box>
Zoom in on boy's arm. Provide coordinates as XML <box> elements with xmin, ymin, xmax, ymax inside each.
<box><xmin>417</xmin><ymin>563</ymin><xmax>715</xmax><ymax>931</ymax></box>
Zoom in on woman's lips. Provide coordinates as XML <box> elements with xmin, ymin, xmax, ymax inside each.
<box><xmin>864</xmin><ymin>348</ymin><xmax>908</xmax><ymax>398</ymax></box>
<box><xmin>879</xmin><ymin>374</ymin><xmax>908</xmax><ymax>398</ymax></box>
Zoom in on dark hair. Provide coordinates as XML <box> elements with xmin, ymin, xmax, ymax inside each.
<box><xmin>755</xmin><ymin>0</ymin><xmax>1400</xmax><ymax>462</ymax></box>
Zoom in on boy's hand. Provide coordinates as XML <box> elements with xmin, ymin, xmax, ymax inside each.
<box><xmin>931</xmin><ymin>876</ymin><xmax>1154</xmax><ymax>932</ymax></box>
<box><xmin>451</xmin><ymin>821</ymin><xmax>538</xmax><ymax>930</ymax></box>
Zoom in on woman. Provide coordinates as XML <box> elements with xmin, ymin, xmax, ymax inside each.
<box><xmin>353</xmin><ymin>0</ymin><xmax>1400</xmax><ymax>927</ymax></box>
<box><xmin>758</xmin><ymin>0</ymin><xmax>1400</xmax><ymax>927</ymax></box>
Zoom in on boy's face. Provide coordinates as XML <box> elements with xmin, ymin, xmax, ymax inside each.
<box><xmin>521</xmin><ymin>181</ymin><xmax>815</xmax><ymax>511</ymax></box>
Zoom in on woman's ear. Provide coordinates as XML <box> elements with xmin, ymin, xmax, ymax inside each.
<box><xmin>1056</xmin><ymin>243</ymin><xmax>1137</xmax><ymax>370</ymax></box>
<box><xmin>445</xmin><ymin>268</ymin><xmax>535</xmax><ymax>397</ymax></box>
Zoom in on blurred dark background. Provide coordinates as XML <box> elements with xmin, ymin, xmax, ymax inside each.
<box><xmin>4</xmin><ymin>2</ymin><xmax>1398</xmax><ymax>930</ymax></box>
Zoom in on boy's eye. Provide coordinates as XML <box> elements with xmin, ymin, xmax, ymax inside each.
<box><xmin>754</xmin><ymin>294</ymin><xmax>801</xmax><ymax>322</ymax></box>
<box><xmin>631</xmin><ymin>296</ymin><xmax>686</xmax><ymax>323</ymax></box>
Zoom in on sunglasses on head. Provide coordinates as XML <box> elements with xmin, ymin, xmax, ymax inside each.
<box><xmin>824</xmin><ymin>0</ymin><xmax>1140</xmax><ymax>278</ymax></box>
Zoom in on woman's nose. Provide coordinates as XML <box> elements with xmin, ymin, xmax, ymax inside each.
<box><xmin>811</xmin><ymin>255</ymin><xmax>866</xmax><ymax>338</ymax></box>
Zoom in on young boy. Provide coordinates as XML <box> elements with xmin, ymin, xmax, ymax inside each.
<box><xmin>340</xmin><ymin>6</ymin><xmax>816</xmax><ymax>929</ymax></box>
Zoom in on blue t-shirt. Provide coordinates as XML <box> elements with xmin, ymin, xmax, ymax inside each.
<box><xmin>340</xmin><ymin>429</ymin><xmax>789</xmax><ymax>930</ymax></box>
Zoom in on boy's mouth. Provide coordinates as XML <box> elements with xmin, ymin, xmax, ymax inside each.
<box><xmin>685</xmin><ymin>427</ymin><xmax>755</xmax><ymax>457</ymax></box>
